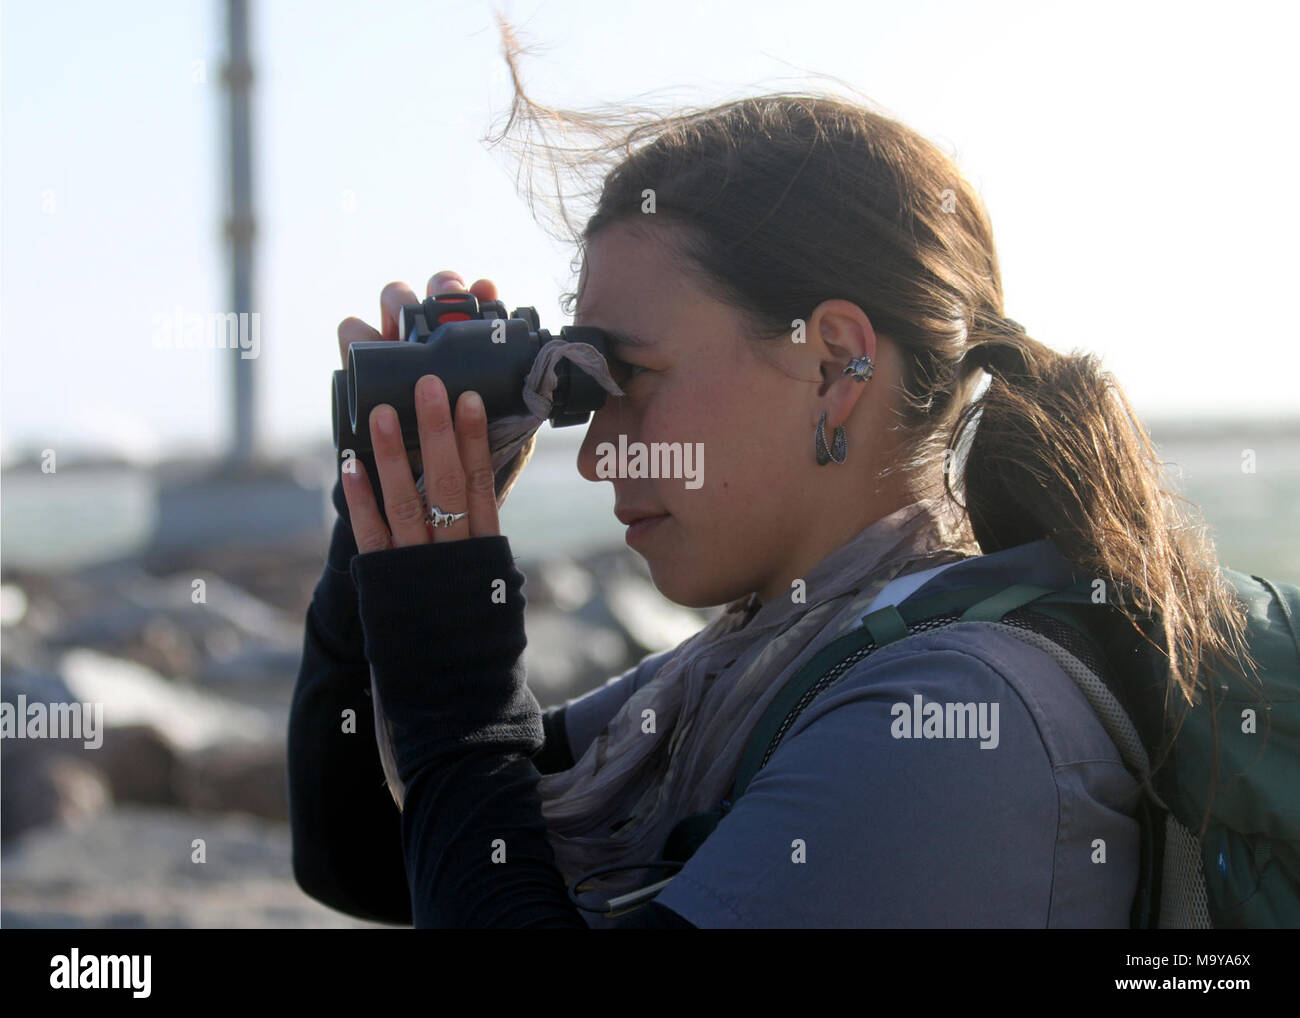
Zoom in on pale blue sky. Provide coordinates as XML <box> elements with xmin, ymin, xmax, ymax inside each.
<box><xmin>3</xmin><ymin>0</ymin><xmax>1297</xmax><ymax>465</ymax></box>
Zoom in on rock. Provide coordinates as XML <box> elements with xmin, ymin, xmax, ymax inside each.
<box><xmin>522</xmin><ymin>610</ymin><xmax>629</xmax><ymax>704</ymax></box>
<box><xmin>177</xmin><ymin>742</ymin><xmax>288</xmax><ymax>822</ymax></box>
<box><xmin>521</xmin><ymin>556</ymin><xmax>596</xmax><ymax>611</ymax></box>
<box><xmin>119</xmin><ymin>614</ymin><xmax>199</xmax><ymax>682</ymax></box>
<box><xmin>90</xmin><ymin>723</ymin><xmax>184</xmax><ymax>806</ymax></box>
<box><xmin>30</xmin><ymin>562</ymin><xmax>302</xmax><ymax>686</ymax></box>
<box><xmin>55</xmin><ymin>647</ymin><xmax>279</xmax><ymax>753</ymax></box>
<box><xmin>1</xmin><ymin>661</ymin><xmax>77</xmax><ymax>707</ymax></box>
<box><xmin>603</xmin><ymin>573</ymin><xmax>713</xmax><ymax>653</ymax></box>
<box><xmin>145</xmin><ymin>534</ymin><xmax>325</xmax><ymax>617</ymax></box>
<box><xmin>1</xmin><ymin>740</ymin><xmax>112</xmax><ymax>846</ymax></box>
<box><xmin>198</xmin><ymin>643</ymin><xmax>306</xmax><ymax>688</ymax></box>
<box><xmin>0</xmin><ymin>805</ymin><xmax>387</xmax><ymax>928</ymax></box>
<box><xmin>0</xmin><ymin>583</ymin><xmax>28</xmax><ymax>625</ymax></box>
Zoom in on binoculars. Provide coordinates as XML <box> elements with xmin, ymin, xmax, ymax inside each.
<box><xmin>333</xmin><ymin>290</ymin><xmax>615</xmax><ymax>487</ymax></box>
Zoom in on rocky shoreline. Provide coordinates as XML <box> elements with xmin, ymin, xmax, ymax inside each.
<box><xmin>1</xmin><ymin>527</ymin><xmax>717</xmax><ymax>927</ymax></box>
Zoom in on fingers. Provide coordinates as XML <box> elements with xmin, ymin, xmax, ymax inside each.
<box><xmin>374</xmin><ymin>274</ymin><xmax>495</xmax><ymax>348</ymax></box>
<box><xmin>428</xmin><ymin>270</ymin><xmax>466</xmax><ymax>295</ymax></box>
<box><xmin>368</xmin><ymin>402</ymin><xmax>430</xmax><ymax>548</ymax></box>
<box><xmin>380</xmin><ymin>281</ymin><xmax>421</xmax><ymax>342</ymax></box>
<box><xmin>454</xmin><ymin>389</ymin><xmax>501</xmax><ymax>538</ymax></box>
<box><xmin>468</xmin><ymin>278</ymin><xmax>498</xmax><ymax>302</ymax></box>
<box><xmin>427</xmin><ymin>270</ymin><xmax>498</xmax><ymax>303</ymax></box>
<box><xmin>373</xmin><ymin>276</ymin><xmax>497</xmax><ymax>350</ymax></box>
<box><xmin>340</xmin><ymin>460</ymin><xmax>393</xmax><ymax>555</ymax></box>
<box><xmin>337</xmin><ymin>316</ymin><xmax>381</xmax><ymax>370</ymax></box>
<box><xmin>349</xmin><ymin>380</ymin><xmax>495</xmax><ymax>549</ymax></box>
<box><xmin>414</xmin><ymin>375</ymin><xmax>470</xmax><ymax>543</ymax></box>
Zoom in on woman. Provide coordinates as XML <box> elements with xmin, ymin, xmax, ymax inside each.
<box><xmin>288</xmin><ymin>89</ymin><xmax>1249</xmax><ymax>929</ymax></box>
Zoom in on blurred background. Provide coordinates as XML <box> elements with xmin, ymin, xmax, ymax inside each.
<box><xmin>2</xmin><ymin>0</ymin><xmax>1297</xmax><ymax>928</ymax></box>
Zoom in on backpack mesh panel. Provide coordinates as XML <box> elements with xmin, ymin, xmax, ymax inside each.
<box><xmin>1159</xmin><ymin>814</ymin><xmax>1214</xmax><ymax>929</ymax></box>
<box><xmin>998</xmin><ymin>615</ymin><xmax>1155</xmax><ymax>788</ymax></box>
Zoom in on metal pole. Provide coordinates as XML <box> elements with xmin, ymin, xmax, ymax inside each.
<box><xmin>222</xmin><ymin>0</ymin><xmax>256</xmax><ymax>469</ymax></box>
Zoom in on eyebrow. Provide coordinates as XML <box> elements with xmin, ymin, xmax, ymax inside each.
<box><xmin>588</xmin><ymin>326</ymin><xmax>657</xmax><ymax>351</ymax></box>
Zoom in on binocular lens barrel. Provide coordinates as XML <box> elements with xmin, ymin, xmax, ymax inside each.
<box><xmin>332</xmin><ymin>316</ymin><xmax>613</xmax><ymax>460</ymax></box>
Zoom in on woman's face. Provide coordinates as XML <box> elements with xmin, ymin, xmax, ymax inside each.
<box><xmin>574</xmin><ymin>220</ymin><xmax>889</xmax><ymax>608</ymax></box>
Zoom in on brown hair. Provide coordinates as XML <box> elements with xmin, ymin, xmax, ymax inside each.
<box><xmin>484</xmin><ymin>16</ymin><xmax>1255</xmax><ymax>755</ymax></box>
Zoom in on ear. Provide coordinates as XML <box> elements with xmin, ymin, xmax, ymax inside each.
<box><xmin>806</xmin><ymin>298</ymin><xmax>879</xmax><ymax>423</ymax></box>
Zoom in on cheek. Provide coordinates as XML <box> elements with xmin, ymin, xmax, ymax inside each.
<box><xmin>633</xmin><ymin>376</ymin><xmax>694</xmax><ymax>444</ymax></box>
<box><xmin>646</xmin><ymin>380</ymin><xmax>775</xmax><ymax>517</ymax></box>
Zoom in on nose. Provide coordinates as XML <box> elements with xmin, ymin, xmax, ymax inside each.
<box><xmin>577</xmin><ymin>393</ymin><xmax>629</xmax><ymax>483</ymax></box>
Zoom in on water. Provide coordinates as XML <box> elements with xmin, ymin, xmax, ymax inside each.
<box><xmin>3</xmin><ymin>421</ymin><xmax>1297</xmax><ymax>580</ymax></box>
<box><xmin>1146</xmin><ymin>428</ymin><xmax>1300</xmax><ymax>580</ymax></box>
<box><xmin>497</xmin><ymin>432</ymin><xmax>625</xmax><ymax>560</ymax></box>
<box><xmin>1</xmin><ymin>468</ymin><xmax>158</xmax><ymax>571</ymax></box>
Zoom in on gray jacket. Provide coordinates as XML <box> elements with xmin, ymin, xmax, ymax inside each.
<box><xmin>560</xmin><ymin>537</ymin><xmax>1140</xmax><ymax>927</ymax></box>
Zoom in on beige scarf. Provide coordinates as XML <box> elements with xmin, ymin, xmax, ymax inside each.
<box><xmin>536</xmin><ymin>493</ymin><xmax>981</xmax><ymax>927</ymax></box>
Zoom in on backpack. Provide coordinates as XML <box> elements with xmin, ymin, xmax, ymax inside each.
<box><xmin>655</xmin><ymin>569</ymin><xmax>1300</xmax><ymax>928</ymax></box>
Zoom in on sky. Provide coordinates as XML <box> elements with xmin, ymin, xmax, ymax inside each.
<box><xmin>2</xmin><ymin>0</ymin><xmax>1298</xmax><ymax>466</ymax></box>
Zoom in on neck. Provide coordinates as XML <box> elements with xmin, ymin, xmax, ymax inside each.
<box><xmin>755</xmin><ymin>469</ymin><xmax>935</xmax><ymax>605</ymax></box>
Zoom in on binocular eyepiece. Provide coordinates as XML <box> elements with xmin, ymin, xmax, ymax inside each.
<box><xmin>332</xmin><ymin>290</ymin><xmax>613</xmax><ymax>459</ymax></box>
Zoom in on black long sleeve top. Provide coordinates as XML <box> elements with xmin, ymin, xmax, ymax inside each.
<box><xmin>287</xmin><ymin>478</ymin><xmax>694</xmax><ymax>929</ymax></box>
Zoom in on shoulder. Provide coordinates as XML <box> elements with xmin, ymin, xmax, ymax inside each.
<box><xmin>788</xmin><ymin>620</ymin><xmax>1128</xmax><ymax>770</ymax></box>
<box><xmin>652</xmin><ymin>620</ymin><xmax>1140</xmax><ymax>928</ymax></box>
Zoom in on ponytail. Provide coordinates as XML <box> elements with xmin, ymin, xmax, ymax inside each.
<box><xmin>949</xmin><ymin>326</ymin><xmax>1253</xmax><ymax>712</ymax></box>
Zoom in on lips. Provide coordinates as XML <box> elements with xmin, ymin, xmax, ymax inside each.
<box><xmin>615</xmin><ymin>507</ymin><xmax>669</xmax><ymax>526</ymax></box>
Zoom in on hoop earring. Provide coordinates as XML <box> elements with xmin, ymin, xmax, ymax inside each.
<box><xmin>815</xmin><ymin>411</ymin><xmax>847</xmax><ymax>465</ymax></box>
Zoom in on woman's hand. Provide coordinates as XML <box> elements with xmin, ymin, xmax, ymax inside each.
<box><xmin>342</xmin><ymin>373</ymin><xmax>502</xmax><ymax>551</ymax></box>
<box><xmin>340</xmin><ymin>270</ymin><xmax>503</xmax><ymax>552</ymax></box>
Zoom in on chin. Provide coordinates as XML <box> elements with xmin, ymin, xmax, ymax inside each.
<box><xmin>644</xmin><ymin>561</ymin><xmax>750</xmax><ymax>611</ymax></box>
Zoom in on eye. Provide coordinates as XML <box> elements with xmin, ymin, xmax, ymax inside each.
<box><xmin>608</xmin><ymin>357</ymin><xmax>648</xmax><ymax>388</ymax></box>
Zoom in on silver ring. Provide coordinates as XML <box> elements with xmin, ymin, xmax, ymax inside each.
<box><xmin>426</xmin><ymin>505</ymin><xmax>469</xmax><ymax>528</ymax></box>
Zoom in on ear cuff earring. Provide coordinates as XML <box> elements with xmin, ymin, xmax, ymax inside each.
<box><xmin>815</xmin><ymin>354</ymin><xmax>874</xmax><ymax>465</ymax></box>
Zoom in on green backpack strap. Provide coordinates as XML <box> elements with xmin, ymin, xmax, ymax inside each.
<box><xmin>730</xmin><ymin>621</ymin><xmax>880</xmax><ymax>802</ymax></box>
<box><xmin>959</xmin><ymin>584</ymin><xmax>1059</xmax><ymax>621</ymax></box>
<box><xmin>660</xmin><ymin>810</ymin><xmax>726</xmax><ymax>864</ymax></box>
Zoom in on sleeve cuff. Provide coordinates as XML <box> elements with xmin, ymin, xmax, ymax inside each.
<box><xmin>349</xmin><ymin>536</ymin><xmax>523</xmax><ymax>657</ymax></box>
<box><xmin>308</xmin><ymin>507</ymin><xmax>365</xmax><ymax>659</ymax></box>
<box><xmin>349</xmin><ymin>535</ymin><xmax>542</xmax><ymax>779</ymax></box>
